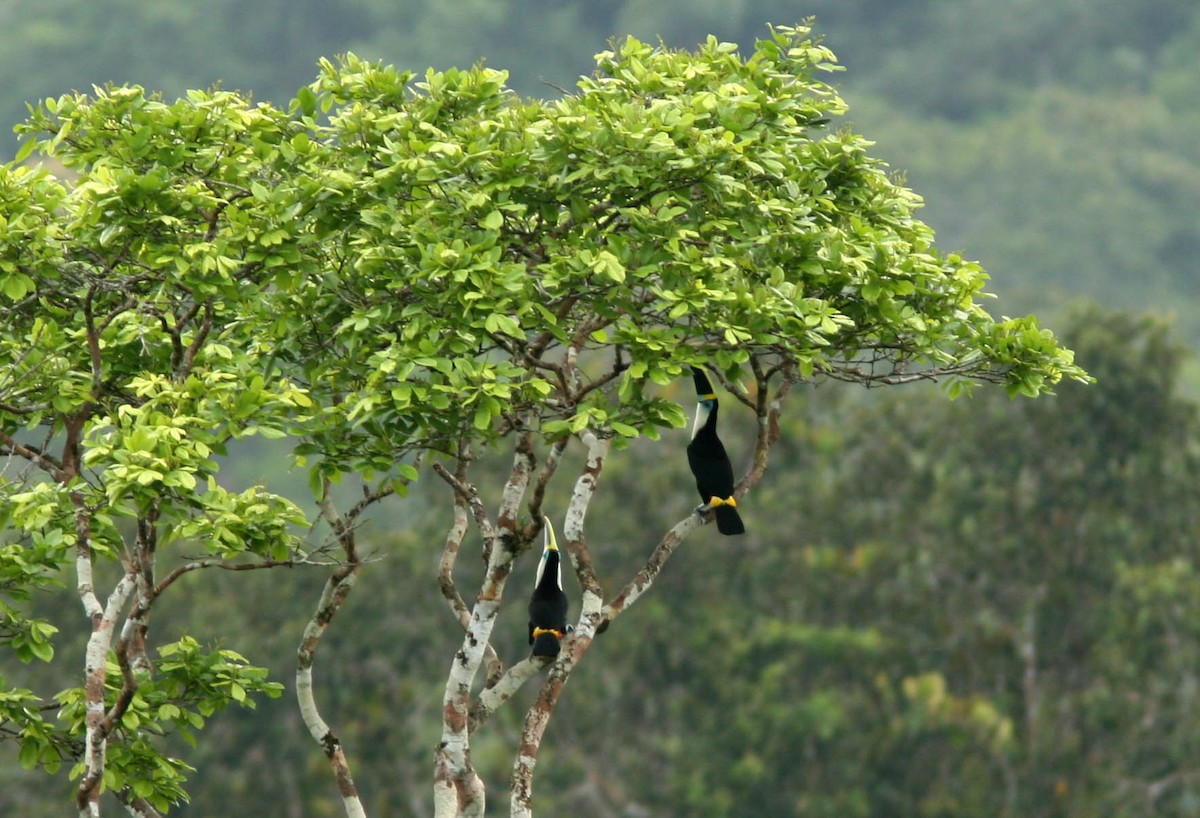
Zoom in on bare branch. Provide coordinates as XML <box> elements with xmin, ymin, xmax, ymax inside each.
<box><xmin>284</xmin><ymin>469</ymin><xmax>402</xmax><ymax>816</ymax></box>
<box><xmin>434</xmin><ymin>441</ymin><xmax>537</xmax><ymax>817</ymax></box>
<box><xmin>103</xmin><ymin>634</ymin><xmax>142</xmax><ymax>744</ymax></box>
<box><xmin>499</xmin><ymin>430</ymin><xmax>536</xmax><ymax>533</ymax></box>
<box><xmin>510</xmin><ymin>620</ymin><xmax>598</xmax><ymax>818</ymax></box>
<box><xmin>0</xmin><ymin>430</ymin><xmax>64</xmax><ymax>479</ymax></box>
<box><xmin>469</xmin><ymin>657</ymin><xmax>551</xmax><ymax>732</ymax></box>
<box><xmin>74</xmin><ymin>505</ymin><xmax>103</xmax><ymax>623</ymax></box>
<box><xmin>119</xmin><ymin>507</ymin><xmax>160</xmax><ymax>675</ymax></box>
<box><xmin>738</xmin><ymin>360</ymin><xmax>799</xmax><ymax>498</ymax></box>
<box><xmin>294</xmin><ymin>460</ymin><xmax>421</xmax><ymax>818</ymax></box>
<box><xmin>152</xmin><ymin>555</ymin><xmax>304</xmax><ymax>598</ymax></box>
<box><xmin>435</xmin><ymin>455</ymin><xmax>504</xmax><ymax>684</ymax></box>
<box><xmin>562</xmin><ymin>431</ymin><xmax>608</xmax><ymax>600</ymax></box>
<box><xmin>296</xmin><ymin>563</ymin><xmax>366</xmax><ymax>818</ymax></box>
<box><xmin>76</xmin><ymin>571</ymin><xmax>137</xmax><ymax>816</ymax></box>
<box><xmin>433</xmin><ymin>461</ymin><xmax>496</xmax><ymax>546</ymax></box>
<box><xmin>436</xmin><ymin>457</ymin><xmax>474</xmax><ymax>629</ymax></box>
<box><xmin>603</xmin><ymin>512</ymin><xmax>705</xmax><ymax>627</ymax></box>
<box><xmin>177</xmin><ymin>299</ymin><xmax>214</xmax><ymax>381</ymax></box>
<box><xmin>524</xmin><ymin>438</ymin><xmax>568</xmax><ymax>539</ymax></box>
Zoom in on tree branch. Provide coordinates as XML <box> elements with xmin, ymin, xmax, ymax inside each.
<box><xmin>509</xmin><ymin>429</ymin><xmax>609</xmax><ymax>816</ymax></box>
<box><xmin>434</xmin><ymin>442</ymin><xmax>535</xmax><ymax>817</ymax></box>
<box><xmin>511</xmin><ymin>371</ymin><xmax>798</xmax><ymax>815</ymax></box>
<box><xmin>117</xmin><ymin>789</ymin><xmax>163</xmax><ymax>818</ymax></box>
<box><xmin>434</xmin><ymin>456</ymin><xmax>504</xmax><ymax>684</ymax></box>
<box><xmin>177</xmin><ymin>299</ymin><xmax>213</xmax><ymax>381</ymax></box>
<box><xmin>432</xmin><ymin>460</ymin><xmax>496</xmax><ymax>557</ymax></box>
<box><xmin>294</xmin><ymin>461</ymin><xmax>417</xmax><ymax>818</ymax></box>
<box><xmin>435</xmin><ymin>458</ymin><xmax>474</xmax><ymax>629</ymax></box>
<box><xmin>76</xmin><ymin>571</ymin><xmax>137</xmax><ymax>817</ymax></box>
<box><xmin>296</xmin><ymin>562</ymin><xmax>366</xmax><ymax>818</ymax></box>
<box><xmin>562</xmin><ymin>431</ymin><xmax>607</xmax><ymax>601</ymax></box>
<box><xmin>0</xmin><ymin>430</ymin><xmax>64</xmax><ymax>478</ymax></box>
<box><xmin>151</xmin><ymin>556</ymin><xmax>304</xmax><ymax>598</ymax></box>
<box><xmin>523</xmin><ymin>438</ymin><xmax>568</xmax><ymax>540</ymax></box>
<box><xmin>509</xmin><ymin>606</ymin><xmax>601</xmax><ymax>818</ymax></box>
<box><xmin>469</xmin><ymin>657</ymin><xmax>551</xmax><ymax>732</ymax></box>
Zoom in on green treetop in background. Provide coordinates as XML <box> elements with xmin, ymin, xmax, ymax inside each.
<box><xmin>1</xmin><ymin>25</ymin><xmax>1085</xmax><ymax>817</ymax></box>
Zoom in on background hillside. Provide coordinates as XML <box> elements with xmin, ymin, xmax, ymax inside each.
<box><xmin>3</xmin><ymin>2</ymin><xmax>1200</xmax><ymax>816</ymax></box>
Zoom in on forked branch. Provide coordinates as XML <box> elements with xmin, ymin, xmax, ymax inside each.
<box><xmin>297</xmin><ymin>465</ymin><xmax>419</xmax><ymax>818</ymax></box>
<box><xmin>434</xmin><ymin>440</ymin><xmax>537</xmax><ymax>818</ymax></box>
<box><xmin>510</xmin><ymin>368</ymin><xmax>797</xmax><ymax>816</ymax></box>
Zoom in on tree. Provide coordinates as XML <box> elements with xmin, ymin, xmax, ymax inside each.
<box><xmin>1</xmin><ymin>24</ymin><xmax>1085</xmax><ymax>817</ymax></box>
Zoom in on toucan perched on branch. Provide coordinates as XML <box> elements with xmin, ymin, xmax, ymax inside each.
<box><xmin>687</xmin><ymin>367</ymin><xmax>745</xmax><ymax>536</ymax></box>
<box><xmin>528</xmin><ymin>516</ymin><xmax>569</xmax><ymax>658</ymax></box>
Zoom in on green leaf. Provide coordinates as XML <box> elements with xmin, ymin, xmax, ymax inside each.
<box><xmin>18</xmin><ymin>739</ymin><xmax>40</xmax><ymax>770</ymax></box>
<box><xmin>1</xmin><ymin>273</ymin><xmax>33</xmax><ymax>300</ymax></box>
<box><xmin>14</xmin><ymin>137</ymin><xmax>37</xmax><ymax>163</ymax></box>
<box><xmin>609</xmin><ymin>421</ymin><xmax>640</xmax><ymax>437</ymax></box>
<box><xmin>473</xmin><ymin>402</ymin><xmax>493</xmax><ymax>431</ymax></box>
<box><xmin>296</xmin><ymin>85</ymin><xmax>317</xmax><ymax>117</ymax></box>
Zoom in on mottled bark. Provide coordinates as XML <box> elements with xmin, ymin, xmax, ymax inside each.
<box><xmin>560</xmin><ymin>432</ymin><xmax>607</xmax><ymax>599</ymax></box>
<box><xmin>76</xmin><ymin>571</ymin><xmax>137</xmax><ymax>817</ymax></box>
<box><xmin>510</xmin><ymin>608</ymin><xmax>600</xmax><ymax>818</ymax></box>
<box><xmin>293</xmin><ymin>476</ymin><xmax>398</xmax><ymax>818</ymax></box>
<box><xmin>469</xmin><ymin>656</ymin><xmax>547</xmax><ymax>732</ymax></box>
<box><xmin>297</xmin><ymin>565</ymin><xmax>365</xmax><ymax>818</ymax></box>
<box><xmin>66</xmin><ymin>404</ymin><xmax>119</xmax><ymax>817</ymax></box>
<box><xmin>435</xmin><ymin>456</ymin><xmax>503</xmax><ymax>686</ymax></box>
<box><xmin>509</xmin><ymin>431</ymin><xmax>609</xmax><ymax>817</ymax></box>
<box><xmin>433</xmin><ymin>441</ymin><xmax>535</xmax><ymax>817</ymax></box>
<box><xmin>510</xmin><ymin>366</ymin><xmax>796</xmax><ymax>816</ymax></box>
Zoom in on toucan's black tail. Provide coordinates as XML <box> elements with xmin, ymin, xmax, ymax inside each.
<box><xmin>715</xmin><ymin>505</ymin><xmax>745</xmax><ymax>536</ymax></box>
<box><xmin>531</xmin><ymin>631</ymin><xmax>562</xmax><ymax>658</ymax></box>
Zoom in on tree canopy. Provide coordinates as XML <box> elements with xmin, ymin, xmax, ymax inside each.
<box><xmin>1</xmin><ymin>24</ymin><xmax>1085</xmax><ymax>817</ymax></box>
<box><xmin>3</xmin><ymin>1</ymin><xmax>1199</xmax><ymax>358</ymax></box>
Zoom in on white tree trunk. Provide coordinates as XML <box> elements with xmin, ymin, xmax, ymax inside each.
<box><xmin>77</xmin><ymin>570</ymin><xmax>136</xmax><ymax>817</ymax></box>
<box><xmin>297</xmin><ymin>569</ymin><xmax>368</xmax><ymax>818</ymax></box>
<box><xmin>434</xmin><ymin>444</ymin><xmax>533</xmax><ymax>816</ymax></box>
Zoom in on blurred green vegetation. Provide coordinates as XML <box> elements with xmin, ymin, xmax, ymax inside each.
<box><xmin>3</xmin><ymin>1</ymin><xmax>1199</xmax><ymax>815</ymax></box>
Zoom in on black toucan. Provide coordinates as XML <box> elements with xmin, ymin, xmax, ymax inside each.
<box><xmin>528</xmin><ymin>516</ymin><xmax>569</xmax><ymax>658</ymax></box>
<box><xmin>686</xmin><ymin>367</ymin><xmax>745</xmax><ymax>536</ymax></box>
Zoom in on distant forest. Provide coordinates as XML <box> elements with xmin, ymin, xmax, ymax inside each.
<box><xmin>4</xmin><ymin>3</ymin><xmax>1200</xmax><ymax>817</ymax></box>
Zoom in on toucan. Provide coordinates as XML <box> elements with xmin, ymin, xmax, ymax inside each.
<box><xmin>528</xmin><ymin>516</ymin><xmax>569</xmax><ymax>658</ymax></box>
<box><xmin>686</xmin><ymin>367</ymin><xmax>745</xmax><ymax>536</ymax></box>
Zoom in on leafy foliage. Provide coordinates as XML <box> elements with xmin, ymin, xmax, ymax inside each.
<box><xmin>275</xmin><ymin>29</ymin><xmax>1082</xmax><ymax>487</ymax></box>
<box><xmin>0</xmin><ymin>22</ymin><xmax>1085</xmax><ymax>817</ymax></box>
